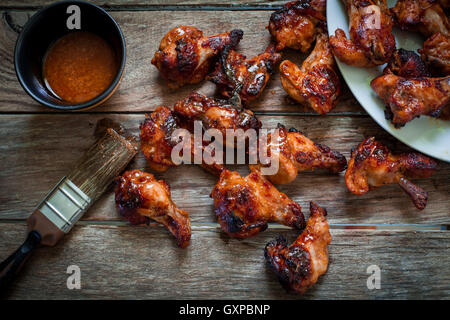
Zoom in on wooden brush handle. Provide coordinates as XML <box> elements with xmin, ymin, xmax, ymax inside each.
<box><xmin>27</xmin><ymin>209</ymin><xmax>65</xmax><ymax>246</ymax></box>
<box><xmin>0</xmin><ymin>231</ymin><xmax>41</xmax><ymax>294</ymax></box>
<box><xmin>0</xmin><ymin>210</ymin><xmax>65</xmax><ymax>295</ymax></box>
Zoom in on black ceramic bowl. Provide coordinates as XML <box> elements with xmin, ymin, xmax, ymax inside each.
<box><xmin>14</xmin><ymin>0</ymin><xmax>126</xmax><ymax>110</ymax></box>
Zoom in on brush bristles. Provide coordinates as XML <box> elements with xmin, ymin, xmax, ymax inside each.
<box><xmin>67</xmin><ymin>128</ymin><xmax>138</xmax><ymax>202</ymax></box>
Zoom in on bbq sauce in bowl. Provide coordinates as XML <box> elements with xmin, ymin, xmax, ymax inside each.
<box><xmin>43</xmin><ymin>31</ymin><xmax>118</xmax><ymax>104</ymax></box>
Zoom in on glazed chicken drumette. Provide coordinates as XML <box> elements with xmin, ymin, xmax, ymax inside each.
<box><xmin>268</xmin><ymin>0</ymin><xmax>326</xmax><ymax>52</ymax></box>
<box><xmin>329</xmin><ymin>0</ymin><xmax>396</xmax><ymax>67</ymax></box>
<box><xmin>345</xmin><ymin>137</ymin><xmax>439</xmax><ymax>210</ymax></box>
<box><xmin>371</xmin><ymin>73</ymin><xmax>449</xmax><ymax>127</ymax></box>
<box><xmin>207</xmin><ymin>43</ymin><xmax>282</xmax><ymax>106</ymax></box>
<box><xmin>140</xmin><ymin>92</ymin><xmax>262</xmax><ymax>175</ymax></box>
<box><xmin>391</xmin><ymin>0</ymin><xmax>449</xmax><ymax>37</ymax></box>
<box><xmin>379</xmin><ymin>48</ymin><xmax>450</xmax><ymax>124</ymax></box>
<box><xmin>383</xmin><ymin>48</ymin><xmax>432</xmax><ymax>78</ymax></box>
<box><xmin>115</xmin><ymin>170</ymin><xmax>191</xmax><ymax>248</ymax></box>
<box><xmin>280</xmin><ymin>31</ymin><xmax>341</xmax><ymax>114</ymax></box>
<box><xmin>173</xmin><ymin>92</ymin><xmax>261</xmax><ymax>147</ymax></box>
<box><xmin>250</xmin><ymin>124</ymin><xmax>347</xmax><ymax>185</ymax></box>
<box><xmin>151</xmin><ymin>26</ymin><xmax>243</xmax><ymax>88</ymax></box>
<box><xmin>211</xmin><ymin>170</ymin><xmax>305</xmax><ymax>238</ymax></box>
<box><xmin>419</xmin><ymin>33</ymin><xmax>450</xmax><ymax>76</ymax></box>
<box><xmin>265</xmin><ymin>201</ymin><xmax>331</xmax><ymax>295</ymax></box>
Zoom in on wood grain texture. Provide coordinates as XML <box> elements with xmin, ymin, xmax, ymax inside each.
<box><xmin>0</xmin><ymin>10</ymin><xmax>363</xmax><ymax>114</ymax></box>
<box><xmin>1</xmin><ymin>223</ymin><xmax>448</xmax><ymax>299</ymax></box>
<box><xmin>0</xmin><ymin>114</ymin><xmax>448</xmax><ymax>224</ymax></box>
<box><xmin>0</xmin><ymin>1</ymin><xmax>449</xmax><ymax>301</ymax></box>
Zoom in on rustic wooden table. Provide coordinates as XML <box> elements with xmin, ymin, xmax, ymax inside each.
<box><xmin>0</xmin><ymin>0</ymin><xmax>449</xmax><ymax>300</ymax></box>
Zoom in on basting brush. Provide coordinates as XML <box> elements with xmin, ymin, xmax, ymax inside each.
<box><xmin>0</xmin><ymin>127</ymin><xmax>138</xmax><ymax>293</ymax></box>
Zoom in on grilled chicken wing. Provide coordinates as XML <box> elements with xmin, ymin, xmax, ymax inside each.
<box><xmin>383</xmin><ymin>48</ymin><xmax>431</xmax><ymax>78</ymax></box>
<box><xmin>210</xmin><ymin>169</ymin><xmax>305</xmax><ymax>238</ymax></box>
<box><xmin>151</xmin><ymin>26</ymin><xmax>243</xmax><ymax>88</ymax></box>
<box><xmin>268</xmin><ymin>0</ymin><xmax>326</xmax><ymax>52</ymax></box>
<box><xmin>391</xmin><ymin>0</ymin><xmax>449</xmax><ymax>37</ymax></box>
<box><xmin>115</xmin><ymin>170</ymin><xmax>191</xmax><ymax>248</ymax></box>
<box><xmin>382</xmin><ymin>49</ymin><xmax>450</xmax><ymax>121</ymax></box>
<box><xmin>173</xmin><ymin>92</ymin><xmax>261</xmax><ymax>148</ymax></box>
<box><xmin>280</xmin><ymin>32</ymin><xmax>341</xmax><ymax>114</ymax></box>
<box><xmin>345</xmin><ymin>137</ymin><xmax>439</xmax><ymax>209</ymax></box>
<box><xmin>330</xmin><ymin>0</ymin><xmax>396</xmax><ymax>67</ymax></box>
<box><xmin>250</xmin><ymin>124</ymin><xmax>347</xmax><ymax>185</ymax></box>
<box><xmin>265</xmin><ymin>201</ymin><xmax>331</xmax><ymax>295</ymax></box>
<box><xmin>419</xmin><ymin>33</ymin><xmax>450</xmax><ymax>76</ymax></box>
<box><xmin>371</xmin><ymin>74</ymin><xmax>450</xmax><ymax>127</ymax></box>
<box><xmin>140</xmin><ymin>106</ymin><xmax>224</xmax><ymax>175</ymax></box>
<box><xmin>207</xmin><ymin>43</ymin><xmax>282</xmax><ymax>106</ymax></box>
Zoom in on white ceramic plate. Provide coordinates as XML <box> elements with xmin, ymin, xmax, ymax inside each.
<box><xmin>327</xmin><ymin>0</ymin><xmax>450</xmax><ymax>162</ymax></box>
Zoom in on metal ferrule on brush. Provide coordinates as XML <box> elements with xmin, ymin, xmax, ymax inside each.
<box><xmin>35</xmin><ymin>177</ymin><xmax>91</xmax><ymax>233</ymax></box>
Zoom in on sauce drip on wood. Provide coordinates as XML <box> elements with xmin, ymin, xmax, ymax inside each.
<box><xmin>43</xmin><ymin>31</ymin><xmax>118</xmax><ymax>104</ymax></box>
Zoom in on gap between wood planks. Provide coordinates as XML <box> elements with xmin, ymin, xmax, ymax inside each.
<box><xmin>1</xmin><ymin>220</ymin><xmax>448</xmax><ymax>231</ymax></box>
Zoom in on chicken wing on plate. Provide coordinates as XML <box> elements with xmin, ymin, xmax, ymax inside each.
<box><xmin>391</xmin><ymin>0</ymin><xmax>449</xmax><ymax>37</ymax></box>
<box><xmin>250</xmin><ymin>124</ymin><xmax>347</xmax><ymax>185</ymax></box>
<box><xmin>419</xmin><ymin>33</ymin><xmax>450</xmax><ymax>76</ymax></box>
<box><xmin>383</xmin><ymin>48</ymin><xmax>431</xmax><ymax>78</ymax></box>
<box><xmin>151</xmin><ymin>26</ymin><xmax>243</xmax><ymax>88</ymax></box>
<box><xmin>115</xmin><ymin>170</ymin><xmax>191</xmax><ymax>248</ymax></box>
<box><xmin>280</xmin><ymin>32</ymin><xmax>341</xmax><ymax>114</ymax></box>
<box><xmin>345</xmin><ymin>137</ymin><xmax>439</xmax><ymax>209</ymax></box>
<box><xmin>329</xmin><ymin>0</ymin><xmax>396</xmax><ymax>67</ymax></box>
<box><xmin>210</xmin><ymin>169</ymin><xmax>305</xmax><ymax>238</ymax></box>
<box><xmin>268</xmin><ymin>0</ymin><xmax>326</xmax><ymax>52</ymax></box>
<box><xmin>265</xmin><ymin>201</ymin><xmax>331</xmax><ymax>295</ymax></box>
<box><xmin>371</xmin><ymin>73</ymin><xmax>450</xmax><ymax>127</ymax></box>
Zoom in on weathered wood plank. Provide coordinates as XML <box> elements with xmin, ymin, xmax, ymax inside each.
<box><xmin>1</xmin><ymin>223</ymin><xmax>448</xmax><ymax>299</ymax></box>
<box><xmin>0</xmin><ymin>114</ymin><xmax>448</xmax><ymax>224</ymax></box>
<box><xmin>0</xmin><ymin>10</ymin><xmax>363</xmax><ymax>114</ymax></box>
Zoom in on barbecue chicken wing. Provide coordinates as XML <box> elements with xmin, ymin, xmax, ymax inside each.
<box><xmin>115</xmin><ymin>170</ymin><xmax>191</xmax><ymax>248</ymax></box>
<box><xmin>210</xmin><ymin>170</ymin><xmax>305</xmax><ymax>238</ymax></box>
<box><xmin>280</xmin><ymin>32</ymin><xmax>341</xmax><ymax>114</ymax></box>
<box><xmin>207</xmin><ymin>43</ymin><xmax>282</xmax><ymax>106</ymax></box>
<box><xmin>174</xmin><ymin>92</ymin><xmax>261</xmax><ymax>135</ymax></box>
<box><xmin>151</xmin><ymin>26</ymin><xmax>243</xmax><ymax>88</ymax></box>
<box><xmin>140</xmin><ymin>106</ymin><xmax>224</xmax><ymax>175</ymax></box>
<box><xmin>391</xmin><ymin>0</ymin><xmax>449</xmax><ymax>37</ymax></box>
<box><xmin>419</xmin><ymin>33</ymin><xmax>450</xmax><ymax>76</ymax></box>
<box><xmin>250</xmin><ymin>124</ymin><xmax>347</xmax><ymax>185</ymax></box>
<box><xmin>383</xmin><ymin>48</ymin><xmax>431</xmax><ymax>78</ymax></box>
<box><xmin>382</xmin><ymin>48</ymin><xmax>450</xmax><ymax>121</ymax></box>
<box><xmin>265</xmin><ymin>201</ymin><xmax>331</xmax><ymax>295</ymax></box>
<box><xmin>268</xmin><ymin>0</ymin><xmax>326</xmax><ymax>52</ymax></box>
<box><xmin>329</xmin><ymin>0</ymin><xmax>396</xmax><ymax>67</ymax></box>
<box><xmin>345</xmin><ymin>137</ymin><xmax>439</xmax><ymax>209</ymax></box>
<box><xmin>371</xmin><ymin>73</ymin><xmax>450</xmax><ymax>127</ymax></box>
<box><xmin>173</xmin><ymin>92</ymin><xmax>261</xmax><ymax>149</ymax></box>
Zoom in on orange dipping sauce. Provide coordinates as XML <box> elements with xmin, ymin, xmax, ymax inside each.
<box><xmin>43</xmin><ymin>31</ymin><xmax>118</xmax><ymax>104</ymax></box>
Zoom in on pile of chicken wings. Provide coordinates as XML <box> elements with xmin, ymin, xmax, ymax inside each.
<box><xmin>114</xmin><ymin>0</ymin><xmax>446</xmax><ymax>295</ymax></box>
<box><xmin>330</xmin><ymin>0</ymin><xmax>449</xmax><ymax>127</ymax></box>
